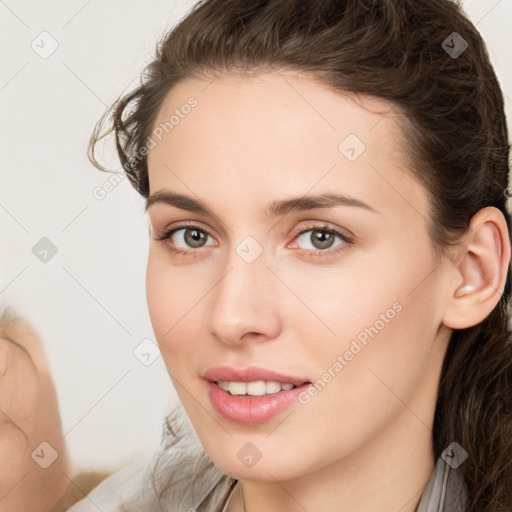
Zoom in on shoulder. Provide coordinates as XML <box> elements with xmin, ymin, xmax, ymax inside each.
<box><xmin>66</xmin><ymin>436</ymin><xmax>226</xmax><ymax>512</ymax></box>
<box><xmin>65</xmin><ymin>454</ymin><xmax>155</xmax><ymax>512</ymax></box>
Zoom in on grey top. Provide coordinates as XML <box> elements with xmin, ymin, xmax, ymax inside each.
<box><xmin>67</xmin><ymin>438</ymin><xmax>467</xmax><ymax>512</ymax></box>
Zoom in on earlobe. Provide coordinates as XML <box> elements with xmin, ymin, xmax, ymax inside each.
<box><xmin>442</xmin><ymin>207</ymin><xmax>511</xmax><ymax>330</ymax></box>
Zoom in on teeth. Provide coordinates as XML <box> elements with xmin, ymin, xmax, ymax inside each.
<box><xmin>228</xmin><ymin>382</ymin><xmax>247</xmax><ymax>395</ymax></box>
<box><xmin>247</xmin><ymin>381</ymin><xmax>266</xmax><ymax>396</ymax></box>
<box><xmin>265</xmin><ymin>381</ymin><xmax>282</xmax><ymax>394</ymax></box>
<box><xmin>217</xmin><ymin>380</ymin><xmax>298</xmax><ymax>396</ymax></box>
<box><xmin>217</xmin><ymin>381</ymin><xmax>231</xmax><ymax>391</ymax></box>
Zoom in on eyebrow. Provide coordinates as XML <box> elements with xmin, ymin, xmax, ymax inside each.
<box><xmin>145</xmin><ymin>190</ymin><xmax>379</xmax><ymax>216</ymax></box>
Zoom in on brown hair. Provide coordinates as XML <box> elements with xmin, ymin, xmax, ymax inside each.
<box><xmin>90</xmin><ymin>0</ymin><xmax>512</xmax><ymax>510</ymax></box>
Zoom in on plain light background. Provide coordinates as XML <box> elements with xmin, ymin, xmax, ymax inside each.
<box><xmin>1</xmin><ymin>0</ymin><xmax>511</xmax><ymax>472</ymax></box>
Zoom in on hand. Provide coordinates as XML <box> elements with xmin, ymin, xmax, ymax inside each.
<box><xmin>0</xmin><ymin>310</ymin><xmax>71</xmax><ymax>511</ymax></box>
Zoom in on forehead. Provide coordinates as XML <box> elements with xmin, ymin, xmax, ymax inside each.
<box><xmin>146</xmin><ymin>70</ymin><xmax>429</xmax><ymax>222</ymax></box>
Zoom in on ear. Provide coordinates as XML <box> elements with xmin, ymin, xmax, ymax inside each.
<box><xmin>442</xmin><ymin>206</ymin><xmax>511</xmax><ymax>330</ymax></box>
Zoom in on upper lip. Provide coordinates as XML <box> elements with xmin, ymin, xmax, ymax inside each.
<box><xmin>202</xmin><ymin>366</ymin><xmax>310</xmax><ymax>386</ymax></box>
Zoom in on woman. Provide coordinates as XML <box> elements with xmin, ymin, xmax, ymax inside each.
<box><xmin>3</xmin><ymin>0</ymin><xmax>511</xmax><ymax>510</ymax></box>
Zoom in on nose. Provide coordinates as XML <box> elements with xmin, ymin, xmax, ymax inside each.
<box><xmin>207</xmin><ymin>249</ymin><xmax>282</xmax><ymax>346</ymax></box>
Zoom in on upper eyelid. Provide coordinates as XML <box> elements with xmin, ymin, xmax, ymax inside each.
<box><xmin>292</xmin><ymin>224</ymin><xmax>353</xmax><ymax>247</ymax></box>
<box><xmin>295</xmin><ymin>223</ymin><xmax>348</xmax><ymax>236</ymax></box>
<box><xmin>159</xmin><ymin>221</ymin><xmax>347</xmax><ymax>236</ymax></box>
<box><xmin>155</xmin><ymin>218</ymin><xmax>212</xmax><ymax>234</ymax></box>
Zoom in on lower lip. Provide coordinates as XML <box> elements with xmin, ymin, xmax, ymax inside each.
<box><xmin>205</xmin><ymin>381</ymin><xmax>311</xmax><ymax>425</ymax></box>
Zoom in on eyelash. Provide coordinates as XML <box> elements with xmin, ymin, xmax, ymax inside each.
<box><xmin>154</xmin><ymin>222</ymin><xmax>353</xmax><ymax>258</ymax></box>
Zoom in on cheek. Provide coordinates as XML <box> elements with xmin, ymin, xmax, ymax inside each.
<box><xmin>290</xmin><ymin>245</ymin><xmax>438</xmax><ymax>396</ymax></box>
<box><xmin>290</xmin><ymin>297</ymin><xmax>437</xmax><ymax>463</ymax></box>
<box><xmin>276</xmin><ymin>257</ymin><xmax>401</xmax><ymax>348</ymax></box>
<box><xmin>306</xmin><ymin>240</ymin><xmax>435</xmax><ymax>345</ymax></box>
<box><xmin>146</xmin><ymin>252</ymin><xmax>170</xmax><ymax>337</ymax></box>
<box><xmin>145</xmin><ymin>251</ymin><xmax>186</xmax><ymax>358</ymax></box>
<box><xmin>145</xmin><ymin>250</ymin><xmax>211</xmax><ymax>365</ymax></box>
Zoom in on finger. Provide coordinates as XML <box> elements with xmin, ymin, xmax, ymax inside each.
<box><xmin>0</xmin><ymin>312</ymin><xmax>49</xmax><ymax>374</ymax></box>
<box><xmin>0</xmin><ymin>335</ymin><xmax>39</xmax><ymax>430</ymax></box>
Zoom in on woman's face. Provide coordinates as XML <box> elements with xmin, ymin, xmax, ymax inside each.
<box><xmin>145</xmin><ymin>70</ymin><xmax>452</xmax><ymax>481</ymax></box>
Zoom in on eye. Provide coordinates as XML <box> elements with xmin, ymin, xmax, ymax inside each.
<box><xmin>174</xmin><ymin>227</ymin><xmax>213</xmax><ymax>249</ymax></box>
<box><xmin>154</xmin><ymin>222</ymin><xmax>353</xmax><ymax>257</ymax></box>
<box><xmin>155</xmin><ymin>225</ymin><xmax>216</xmax><ymax>254</ymax></box>
<box><xmin>293</xmin><ymin>224</ymin><xmax>352</xmax><ymax>253</ymax></box>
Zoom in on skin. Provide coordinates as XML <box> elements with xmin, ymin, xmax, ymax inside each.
<box><xmin>0</xmin><ymin>317</ymin><xmax>112</xmax><ymax>512</ymax></box>
<box><xmin>146</xmin><ymin>70</ymin><xmax>510</xmax><ymax>512</ymax></box>
<box><xmin>0</xmin><ymin>316</ymin><xmax>70</xmax><ymax>511</ymax></box>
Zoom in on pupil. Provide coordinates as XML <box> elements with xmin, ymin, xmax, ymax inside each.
<box><xmin>186</xmin><ymin>229</ymin><xmax>205</xmax><ymax>247</ymax></box>
<box><xmin>313</xmin><ymin>230</ymin><xmax>333</xmax><ymax>249</ymax></box>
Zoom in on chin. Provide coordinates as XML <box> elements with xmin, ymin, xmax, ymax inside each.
<box><xmin>202</xmin><ymin>444</ymin><xmax>305</xmax><ymax>482</ymax></box>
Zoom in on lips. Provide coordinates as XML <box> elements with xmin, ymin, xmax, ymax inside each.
<box><xmin>202</xmin><ymin>365</ymin><xmax>310</xmax><ymax>387</ymax></box>
<box><xmin>202</xmin><ymin>365</ymin><xmax>312</xmax><ymax>425</ymax></box>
